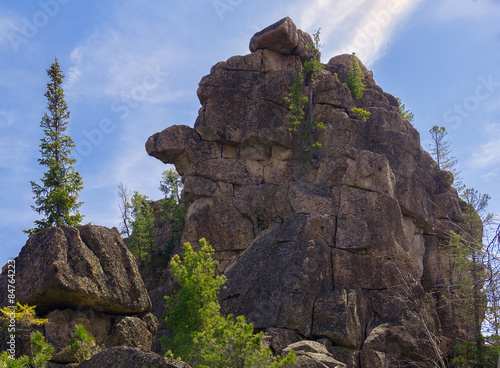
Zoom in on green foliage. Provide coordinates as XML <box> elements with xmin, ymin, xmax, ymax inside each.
<box><xmin>29</xmin><ymin>332</ymin><xmax>54</xmax><ymax>368</ymax></box>
<box><xmin>25</xmin><ymin>59</ymin><xmax>84</xmax><ymax>236</ymax></box>
<box><xmin>0</xmin><ymin>304</ymin><xmax>47</xmax><ymax>333</ymax></box>
<box><xmin>160</xmin><ymin>198</ymin><xmax>186</xmax><ymax>261</ymax></box>
<box><xmin>129</xmin><ymin>192</ymin><xmax>157</xmax><ymax>266</ymax></box>
<box><xmin>446</xmin><ymin>187</ymin><xmax>497</xmax><ymax>366</ymax></box>
<box><xmin>461</xmin><ymin>188</ymin><xmax>493</xmax><ymax>233</ymax></box>
<box><xmin>346</xmin><ymin>52</ymin><xmax>366</xmax><ymax>100</ymax></box>
<box><xmin>350</xmin><ymin>108</ymin><xmax>371</xmax><ymax>122</ymax></box>
<box><xmin>122</xmin><ymin>169</ymin><xmax>185</xmax><ymax>268</ymax></box>
<box><xmin>396</xmin><ymin>97</ymin><xmax>414</xmax><ymax>124</ymax></box>
<box><xmin>205</xmin><ymin>314</ymin><xmax>297</xmax><ymax>368</ymax></box>
<box><xmin>284</xmin><ymin>29</ymin><xmax>325</xmax><ymax>165</ymax></box>
<box><xmin>429</xmin><ymin>126</ymin><xmax>457</xmax><ymax>171</ymax></box>
<box><xmin>0</xmin><ymin>331</ymin><xmax>54</xmax><ymax>368</ymax></box>
<box><xmin>161</xmin><ymin>239</ymin><xmax>226</xmax><ymax>361</ymax></box>
<box><xmin>429</xmin><ymin>125</ymin><xmax>463</xmax><ymax>192</ymax></box>
<box><xmin>448</xmin><ymin>230</ymin><xmax>487</xmax><ymax>321</ymax></box>
<box><xmin>284</xmin><ymin>72</ymin><xmax>307</xmax><ymax>132</ymax></box>
<box><xmin>450</xmin><ymin>335</ymin><xmax>500</xmax><ymax>368</ymax></box>
<box><xmin>159</xmin><ymin>168</ymin><xmax>183</xmax><ymax>204</ymax></box>
<box><xmin>426</xmin><ymin>126</ymin><xmax>500</xmax><ymax>363</ymax></box>
<box><xmin>159</xmin><ymin>169</ymin><xmax>186</xmax><ymax>261</ymax></box>
<box><xmin>161</xmin><ymin>239</ymin><xmax>296</xmax><ymax>368</ymax></box>
<box><xmin>303</xmin><ymin>29</ymin><xmax>324</xmax><ymax>84</ymax></box>
<box><xmin>68</xmin><ymin>324</ymin><xmax>95</xmax><ymax>362</ymax></box>
<box><xmin>0</xmin><ymin>352</ymin><xmax>29</xmax><ymax>368</ymax></box>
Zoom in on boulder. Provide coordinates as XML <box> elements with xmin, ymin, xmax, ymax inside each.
<box><xmin>312</xmin><ymin>289</ymin><xmax>368</xmax><ymax>349</ymax></box>
<box><xmin>0</xmin><ymin>225</ymin><xmax>150</xmax><ymax>315</ymax></box>
<box><xmin>45</xmin><ymin>311</ymin><xmax>159</xmax><ymax>363</ymax></box>
<box><xmin>363</xmin><ymin>323</ymin><xmax>418</xmax><ymax>358</ymax></box>
<box><xmin>283</xmin><ymin>341</ymin><xmax>347</xmax><ymax>368</ymax></box>
<box><xmin>359</xmin><ymin>350</ymin><xmax>389</xmax><ymax>368</ymax></box>
<box><xmin>249</xmin><ymin>17</ymin><xmax>313</xmax><ymax>59</ymax></box>
<box><xmin>108</xmin><ymin>314</ymin><xmax>158</xmax><ymax>350</ymax></box>
<box><xmin>262</xmin><ymin>328</ymin><xmax>302</xmax><ymax>354</ymax></box>
<box><xmin>0</xmin><ymin>225</ymin><xmax>159</xmax><ymax>363</ymax></box>
<box><xmin>77</xmin><ymin>346</ymin><xmax>191</xmax><ymax>368</ymax></box>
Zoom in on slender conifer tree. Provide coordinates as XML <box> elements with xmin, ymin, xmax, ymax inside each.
<box><xmin>26</xmin><ymin>58</ymin><xmax>83</xmax><ymax>235</ymax></box>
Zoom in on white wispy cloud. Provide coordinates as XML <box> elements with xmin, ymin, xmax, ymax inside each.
<box><xmin>62</xmin><ymin>0</ymin><xmax>199</xmax><ymax>220</ymax></box>
<box><xmin>480</xmin><ymin>170</ymin><xmax>499</xmax><ymax>181</ymax></box>
<box><xmin>64</xmin><ymin>3</ymin><xmax>193</xmax><ymax>105</ymax></box>
<box><xmin>469</xmin><ymin>139</ymin><xmax>500</xmax><ymax>168</ymax></box>
<box><xmin>485</xmin><ymin>122</ymin><xmax>500</xmax><ymax>133</ymax></box>
<box><xmin>292</xmin><ymin>0</ymin><xmax>424</xmax><ymax>66</ymax></box>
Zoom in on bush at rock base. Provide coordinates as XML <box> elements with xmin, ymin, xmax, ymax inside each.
<box><xmin>161</xmin><ymin>238</ymin><xmax>296</xmax><ymax>368</ymax></box>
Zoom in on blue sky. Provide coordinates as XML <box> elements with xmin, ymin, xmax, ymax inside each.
<box><xmin>1</xmin><ymin>0</ymin><xmax>499</xmax><ymax>266</ymax></box>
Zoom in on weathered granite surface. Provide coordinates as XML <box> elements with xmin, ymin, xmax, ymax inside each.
<box><xmin>147</xmin><ymin>17</ymin><xmax>468</xmax><ymax>367</ymax></box>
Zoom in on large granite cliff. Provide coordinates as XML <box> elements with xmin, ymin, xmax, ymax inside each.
<box><xmin>146</xmin><ymin>17</ymin><xmax>470</xmax><ymax>367</ymax></box>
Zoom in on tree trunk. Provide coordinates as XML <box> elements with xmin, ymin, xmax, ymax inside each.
<box><xmin>473</xmin><ymin>251</ymin><xmax>484</xmax><ymax>368</ymax></box>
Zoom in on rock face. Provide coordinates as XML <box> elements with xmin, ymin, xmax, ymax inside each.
<box><xmin>0</xmin><ymin>225</ymin><xmax>157</xmax><ymax>365</ymax></box>
<box><xmin>77</xmin><ymin>346</ymin><xmax>191</xmax><ymax>368</ymax></box>
<box><xmin>146</xmin><ymin>18</ymin><xmax>470</xmax><ymax>367</ymax></box>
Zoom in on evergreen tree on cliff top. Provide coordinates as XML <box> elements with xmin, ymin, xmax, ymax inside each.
<box><xmin>25</xmin><ymin>58</ymin><xmax>83</xmax><ymax>235</ymax></box>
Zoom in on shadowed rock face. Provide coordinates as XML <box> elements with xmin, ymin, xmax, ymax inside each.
<box><xmin>146</xmin><ymin>17</ymin><xmax>468</xmax><ymax>368</ymax></box>
<box><xmin>77</xmin><ymin>346</ymin><xmax>191</xmax><ymax>368</ymax></box>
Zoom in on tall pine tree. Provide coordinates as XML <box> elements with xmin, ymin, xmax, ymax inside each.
<box><xmin>429</xmin><ymin>125</ymin><xmax>463</xmax><ymax>192</ymax></box>
<box><xmin>26</xmin><ymin>58</ymin><xmax>83</xmax><ymax>235</ymax></box>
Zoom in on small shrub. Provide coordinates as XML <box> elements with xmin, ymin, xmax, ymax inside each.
<box><xmin>284</xmin><ymin>29</ymin><xmax>325</xmax><ymax>167</ymax></box>
<box><xmin>0</xmin><ymin>331</ymin><xmax>54</xmax><ymax>368</ymax></box>
<box><xmin>396</xmin><ymin>97</ymin><xmax>414</xmax><ymax>125</ymax></box>
<box><xmin>346</xmin><ymin>52</ymin><xmax>366</xmax><ymax>100</ymax></box>
<box><xmin>284</xmin><ymin>72</ymin><xmax>307</xmax><ymax>132</ymax></box>
<box><xmin>0</xmin><ymin>304</ymin><xmax>47</xmax><ymax>333</ymax></box>
<box><xmin>350</xmin><ymin>108</ymin><xmax>371</xmax><ymax>122</ymax></box>
<box><xmin>68</xmin><ymin>324</ymin><xmax>95</xmax><ymax>362</ymax></box>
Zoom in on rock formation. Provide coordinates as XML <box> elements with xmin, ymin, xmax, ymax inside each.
<box><xmin>0</xmin><ymin>225</ymin><xmax>158</xmax><ymax>366</ymax></box>
<box><xmin>283</xmin><ymin>341</ymin><xmax>347</xmax><ymax>368</ymax></box>
<box><xmin>77</xmin><ymin>346</ymin><xmax>192</xmax><ymax>368</ymax></box>
<box><xmin>146</xmin><ymin>17</ymin><xmax>471</xmax><ymax>367</ymax></box>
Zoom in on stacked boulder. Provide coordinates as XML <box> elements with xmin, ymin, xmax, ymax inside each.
<box><xmin>0</xmin><ymin>225</ymin><xmax>159</xmax><ymax>366</ymax></box>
